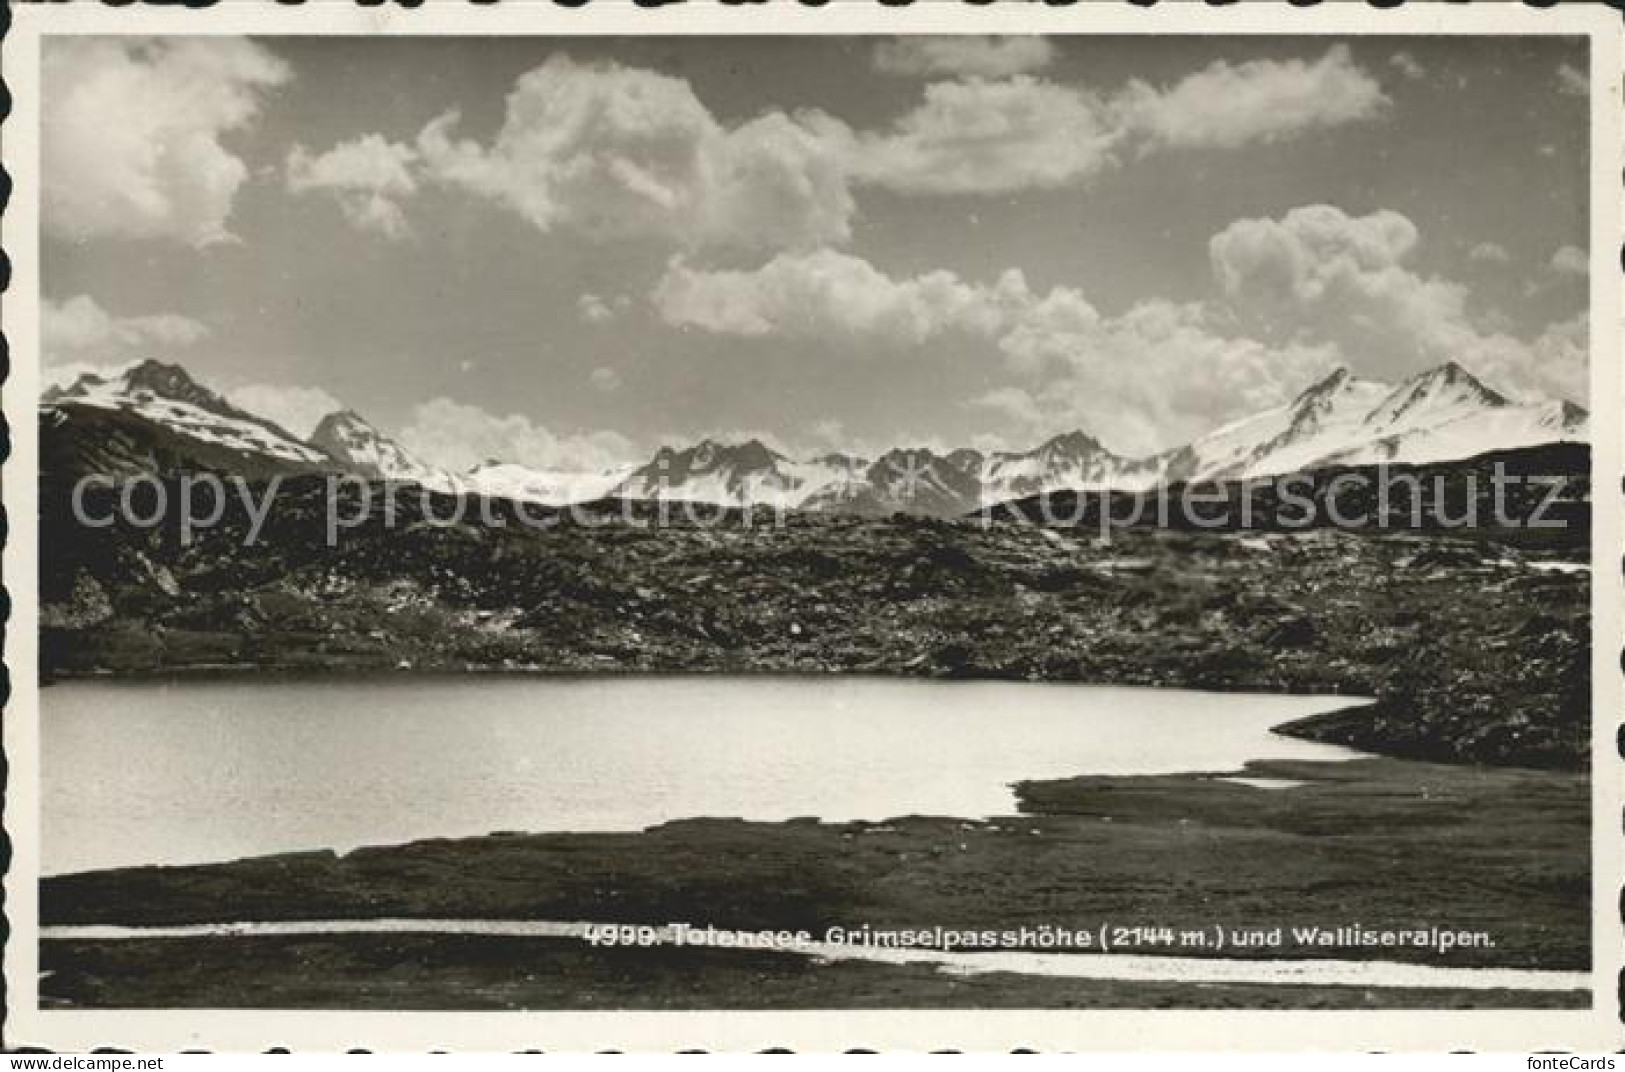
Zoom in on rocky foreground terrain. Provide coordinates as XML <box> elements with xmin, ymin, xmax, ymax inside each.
<box><xmin>42</xmin><ymin>447</ymin><xmax>1591</xmax><ymax>770</ymax></box>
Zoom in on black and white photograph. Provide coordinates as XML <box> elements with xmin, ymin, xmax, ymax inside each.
<box><xmin>3</xmin><ymin>1</ymin><xmax>1620</xmax><ymax>1054</ymax></box>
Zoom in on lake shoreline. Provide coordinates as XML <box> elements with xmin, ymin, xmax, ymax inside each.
<box><xmin>40</xmin><ymin>753</ymin><xmax>1589</xmax><ymax>1009</ymax></box>
<box><xmin>41</xmin><ymin>678</ymin><xmax>1364</xmax><ymax>877</ymax></box>
<box><xmin>43</xmin><ymin>522</ymin><xmax>1592</xmax><ymax>771</ymax></box>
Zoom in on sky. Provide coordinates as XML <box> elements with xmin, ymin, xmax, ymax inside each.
<box><xmin>40</xmin><ymin>33</ymin><xmax>1592</xmax><ymax>471</ymax></box>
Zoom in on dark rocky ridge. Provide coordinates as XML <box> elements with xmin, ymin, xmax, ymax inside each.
<box><xmin>42</xmin><ymin>402</ymin><xmax>331</xmax><ymax>484</ymax></box>
<box><xmin>41</xmin><ymin>444</ymin><xmax>1591</xmax><ymax>770</ymax></box>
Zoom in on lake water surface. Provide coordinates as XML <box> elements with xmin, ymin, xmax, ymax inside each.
<box><xmin>42</xmin><ymin>677</ymin><xmax>1362</xmax><ymax>876</ymax></box>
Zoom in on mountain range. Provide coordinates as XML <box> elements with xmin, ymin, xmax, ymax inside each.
<box><xmin>41</xmin><ymin>358</ymin><xmax>1588</xmax><ymax>517</ymax></box>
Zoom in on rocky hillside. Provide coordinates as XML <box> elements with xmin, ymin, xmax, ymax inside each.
<box><xmin>42</xmin><ymin>403</ymin><xmax>328</xmax><ymax>485</ymax></box>
<box><xmin>41</xmin><ymin>459</ymin><xmax>1590</xmax><ymax>770</ymax></box>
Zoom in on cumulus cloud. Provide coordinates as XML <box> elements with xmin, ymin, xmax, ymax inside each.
<box><xmin>851</xmin><ymin>76</ymin><xmax>1119</xmax><ymax>195</ymax></box>
<box><xmin>1557</xmin><ymin>62</ymin><xmax>1588</xmax><ymax>96</ymax></box>
<box><xmin>286</xmin><ymin>134</ymin><xmax>418</xmax><ymax>239</ymax></box>
<box><xmin>655</xmin><ymin>249</ymin><xmax>1336</xmax><ymax>455</ymax></box>
<box><xmin>225</xmin><ymin>384</ymin><xmax>345</xmax><ymax>439</ymax></box>
<box><xmin>589</xmin><ymin>367</ymin><xmax>623</xmax><ymax>393</ymax></box>
<box><xmin>1210</xmin><ymin>205</ymin><xmax>1469</xmax><ymax>379</ymax></box>
<box><xmin>660</xmin><ymin>202</ymin><xmax>1589</xmax><ymax>450</ymax></box>
<box><xmin>1113</xmin><ymin>45</ymin><xmax>1388</xmax><ymax>151</ymax></box>
<box><xmin>1468</xmin><ymin>312</ymin><xmax>1589</xmax><ymax>407</ymax></box>
<box><xmin>43</xmin><ymin>37</ymin><xmax>290</xmax><ymax>247</ymax></box>
<box><xmin>1550</xmin><ymin>244</ymin><xmax>1587</xmax><ymax>276</ymax></box>
<box><xmin>1468</xmin><ymin>241</ymin><xmax>1511</xmax><ymax>265</ymax></box>
<box><xmin>372</xmin><ymin>46</ymin><xmax>1388</xmax><ymax>249</ymax></box>
<box><xmin>991</xmin><ymin>297</ymin><xmax>1339</xmax><ymax>454</ymax></box>
<box><xmin>653</xmin><ymin>249</ymin><xmax>1032</xmax><ymax>346</ymax></box>
<box><xmin>415</xmin><ymin>55</ymin><xmax>855</xmax><ymax>253</ymax></box>
<box><xmin>708</xmin><ymin>111</ymin><xmax>857</xmax><ymax>250</ymax></box>
<box><xmin>851</xmin><ymin>45</ymin><xmax>1385</xmax><ymax>196</ymax></box>
<box><xmin>44</xmin><ymin>295</ymin><xmax>209</xmax><ymax>364</ymax></box>
<box><xmin>872</xmin><ymin>36</ymin><xmax>1056</xmax><ymax>79</ymax></box>
<box><xmin>1390</xmin><ymin>52</ymin><xmax>1426</xmax><ymax>80</ymax></box>
<box><xmin>41</xmin><ymin>295</ymin><xmax>208</xmax><ymax>400</ymax></box>
<box><xmin>399</xmin><ymin>396</ymin><xmax>635</xmax><ymax>473</ymax></box>
<box><xmin>1210</xmin><ymin>204</ymin><xmax>1586</xmax><ymax>402</ymax></box>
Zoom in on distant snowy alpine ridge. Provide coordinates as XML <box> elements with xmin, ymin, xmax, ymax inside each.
<box><xmin>42</xmin><ymin>358</ymin><xmax>1589</xmax><ymax>517</ymax></box>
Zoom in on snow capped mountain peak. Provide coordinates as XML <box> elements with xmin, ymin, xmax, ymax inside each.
<box><xmin>1430</xmin><ymin>360</ymin><xmax>1488</xmax><ymax>387</ymax></box>
<box><xmin>1305</xmin><ymin>363</ymin><xmax>1580</xmax><ymax>471</ymax></box>
<box><xmin>309</xmin><ymin>409</ymin><xmax>447</xmax><ymax>488</ymax></box>
<box><xmin>800</xmin><ymin>447</ymin><xmax>983</xmax><ymax>517</ymax></box>
<box><xmin>1363</xmin><ymin>361</ymin><xmax>1509</xmax><ymax>433</ymax></box>
<box><xmin>308</xmin><ymin>409</ymin><xmax>373</xmax><ymax>448</ymax></box>
<box><xmin>1033</xmin><ymin>429</ymin><xmax>1107</xmax><ymax>460</ymax></box>
<box><xmin>1397</xmin><ymin>360</ymin><xmax>1504</xmax><ymax>401</ymax></box>
<box><xmin>39</xmin><ymin>357</ymin><xmax>1590</xmax><ymax>516</ymax></box>
<box><xmin>51</xmin><ymin>359</ymin><xmax>255</xmax><ymax>422</ymax></box>
<box><xmin>718</xmin><ymin>438</ymin><xmax>784</xmax><ymax>470</ymax></box>
<box><xmin>1271</xmin><ymin>367</ymin><xmax>1389</xmax><ymax>445</ymax></box>
<box><xmin>43</xmin><ymin>358</ymin><xmax>327</xmax><ymax>466</ymax></box>
<box><xmin>1159</xmin><ymin>376</ymin><xmax>1363</xmax><ymax>485</ymax></box>
<box><xmin>122</xmin><ymin>359</ymin><xmax>224</xmax><ymax>407</ymax></box>
<box><xmin>615</xmin><ymin>438</ymin><xmax>804</xmax><ymax>507</ymax></box>
<box><xmin>1290</xmin><ymin>365</ymin><xmax>1352</xmax><ymax>406</ymax></box>
<box><xmin>1166</xmin><ymin>361</ymin><xmax>1564</xmax><ymax>486</ymax></box>
<box><xmin>968</xmin><ymin>428</ymin><xmax>1141</xmax><ymax>504</ymax></box>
